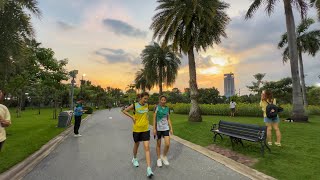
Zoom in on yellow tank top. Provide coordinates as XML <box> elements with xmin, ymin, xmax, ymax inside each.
<box><xmin>133</xmin><ymin>103</ymin><xmax>149</xmax><ymax>132</ymax></box>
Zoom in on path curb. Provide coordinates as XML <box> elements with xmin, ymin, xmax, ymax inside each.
<box><xmin>170</xmin><ymin>135</ymin><xmax>276</xmax><ymax>180</ymax></box>
<box><xmin>0</xmin><ymin>115</ymin><xmax>91</xmax><ymax>180</ymax></box>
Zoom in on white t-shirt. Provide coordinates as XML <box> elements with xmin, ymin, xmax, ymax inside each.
<box><xmin>0</xmin><ymin>104</ymin><xmax>11</xmax><ymax>142</ymax></box>
<box><xmin>230</xmin><ymin>102</ymin><xmax>236</xmax><ymax>109</ymax></box>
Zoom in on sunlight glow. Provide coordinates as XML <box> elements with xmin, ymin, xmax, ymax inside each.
<box><xmin>199</xmin><ymin>67</ymin><xmax>220</xmax><ymax>75</ymax></box>
<box><xmin>211</xmin><ymin>57</ymin><xmax>227</xmax><ymax>66</ymax></box>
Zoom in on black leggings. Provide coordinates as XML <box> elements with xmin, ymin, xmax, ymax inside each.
<box><xmin>74</xmin><ymin>116</ymin><xmax>82</xmax><ymax>135</ymax></box>
<box><xmin>0</xmin><ymin>141</ymin><xmax>5</xmax><ymax>151</ymax></box>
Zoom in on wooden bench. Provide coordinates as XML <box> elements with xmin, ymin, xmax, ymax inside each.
<box><xmin>210</xmin><ymin>120</ymin><xmax>271</xmax><ymax>156</ymax></box>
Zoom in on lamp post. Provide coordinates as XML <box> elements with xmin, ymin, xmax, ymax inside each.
<box><xmin>80</xmin><ymin>73</ymin><xmax>86</xmax><ymax>98</ymax></box>
<box><xmin>69</xmin><ymin>70</ymin><xmax>78</xmax><ymax>111</ymax></box>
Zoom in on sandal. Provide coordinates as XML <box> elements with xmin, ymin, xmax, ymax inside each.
<box><xmin>275</xmin><ymin>142</ymin><xmax>281</xmax><ymax>147</ymax></box>
<box><xmin>267</xmin><ymin>142</ymin><xmax>272</xmax><ymax>146</ymax></box>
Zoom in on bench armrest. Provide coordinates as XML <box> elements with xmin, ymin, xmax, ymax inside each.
<box><xmin>257</xmin><ymin>130</ymin><xmax>266</xmax><ymax>140</ymax></box>
<box><xmin>211</xmin><ymin>124</ymin><xmax>218</xmax><ymax>132</ymax></box>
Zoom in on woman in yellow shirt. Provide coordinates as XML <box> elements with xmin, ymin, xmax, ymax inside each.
<box><xmin>0</xmin><ymin>89</ymin><xmax>11</xmax><ymax>152</ymax></box>
<box><xmin>260</xmin><ymin>90</ymin><xmax>281</xmax><ymax>146</ymax></box>
<box><xmin>122</xmin><ymin>92</ymin><xmax>153</xmax><ymax>178</ymax></box>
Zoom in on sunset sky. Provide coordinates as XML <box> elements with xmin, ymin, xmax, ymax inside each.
<box><xmin>32</xmin><ymin>0</ymin><xmax>320</xmax><ymax>95</ymax></box>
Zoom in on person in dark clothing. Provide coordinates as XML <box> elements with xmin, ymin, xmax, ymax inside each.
<box><xmin>74</xmin><ymin>99</ymin><xmax>86</xmax><ymax>137</ymax></box>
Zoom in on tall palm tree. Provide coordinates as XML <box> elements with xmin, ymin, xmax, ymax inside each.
<box><xmin>0</xmin><ymin>0</ymin><xmax>41</xmax><ymax>89</ymax></box>
<box><xmin>151</xmin><ymin>0</ymin><xmax>230</xmax><ymax>122</ymax></box>
<box><xmin>311</xmin><ymin>0</ymin><xmax>320</xmax><ymax>20</ymax></box>
<box><xmin>141</xmin><ymin>42</ymin><xmax>181</xmax><ymax>95</ymax></box>
<box><xmin>278</xmin><ymin>18</ymin><xmax>320</xmax><ymax>107</ymax></box>
<box><xmin>135</xmin><ymin>69</ymin><xmax>152</xmax><ymax>93</ymax></box>
<box><xmin>246</xmin><ymin>0</ymin><xmax>309</xmax><ymax>121</ymax></box>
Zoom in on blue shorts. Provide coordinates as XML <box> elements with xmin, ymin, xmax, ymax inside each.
<box><xmin>264</xmin><ymin>116</ymin><xmax>280</xmax><ymax>123</ymax></box>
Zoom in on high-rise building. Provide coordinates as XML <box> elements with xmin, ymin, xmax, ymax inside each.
<box><xmin>224</xmin><ymin>73</ymin><xmax>235</xmax><ymax>98</ymax></box>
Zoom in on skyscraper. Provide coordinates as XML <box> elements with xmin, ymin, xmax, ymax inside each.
<box><xmin>224</xmin><ymin>73</ymin><xmax>235</xmax><ymax>98</ymax></box>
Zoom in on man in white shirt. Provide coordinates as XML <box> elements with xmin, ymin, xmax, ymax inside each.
<box><xmin>230</xmin><ymin>100</ymin><xmax>237</xmax><ymax>117</ymax></box>
<box><xmin>0</xmin><ymin>89</ymin><xmax>11</xmax><ymax>151</ymax></box>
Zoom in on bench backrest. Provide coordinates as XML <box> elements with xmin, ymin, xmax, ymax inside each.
<box><xmin>218</xmin><ymin>120</ymin><xmax>266</xmax><ymax>141</ymax></box>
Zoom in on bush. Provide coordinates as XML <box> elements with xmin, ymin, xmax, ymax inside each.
<box><xmin>172</xmin><ymin>103</ymin><xmax>320</xmax><ymax>117</ymax></box>
<box><xmin>83</xmin><ymin>106</ymin><xmax>93</xmax><ymax>114</ymax></box>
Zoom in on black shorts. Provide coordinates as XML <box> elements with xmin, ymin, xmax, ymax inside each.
<box><xmin>231</xmin><ymin>108</ymin><xmax>236</xmax><ymax>113</ymax></box>
<box><xmin>157</xmin><ymin>130</ymin><xmax>170</xmax><ymax>139</ymax></box>
<box><xmin>133</xmin><ymin>131</ymin><xmax>150</xmax><ymax>142</ymax></box>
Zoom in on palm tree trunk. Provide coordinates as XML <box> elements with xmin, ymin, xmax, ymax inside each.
<box><xmin>298</xmin><ymin>51</ymin><xmax>308</xmax><ymax>107</ymax></box>
<box><xmin>283</xmin><ymin>0</ymin><xmax>307</xmax><ymax>122</ymax></box>
<box><xmin>159</xmin><ymin>67</ymin><xmax>163</xmax><ymax>95</ymax></box>
<box><xmin>188</xmin><ymin>49</ymin><xmax>202</xmax><ymax>122</ymax></box>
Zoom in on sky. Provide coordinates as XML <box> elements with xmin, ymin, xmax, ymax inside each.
<box><xmin>32</xmin><ymin>0</ymin><xmax>320</xmax><ymax>95</ymax></box>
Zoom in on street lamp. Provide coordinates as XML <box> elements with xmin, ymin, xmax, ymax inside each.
<box><xmin>69</xmin><ymin>70</ymin><xmax>78</xmax><ymax>111</ymax></box>
<box><xmin>80</xmin><ymin>74</ymin><xmax>86</xmax><ymax>98</ymax></box>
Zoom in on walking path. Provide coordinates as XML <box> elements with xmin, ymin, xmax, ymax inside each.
<box><xmin>23</xmin><ymin>109</ymin><xmax>250</xmax><ymax>180</ymax></box>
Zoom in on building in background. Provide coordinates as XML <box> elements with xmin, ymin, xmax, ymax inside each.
<box><xmin>224</xmin><ymin>73</ymin><xmax>235</xmax><ymax>98</ymax></box>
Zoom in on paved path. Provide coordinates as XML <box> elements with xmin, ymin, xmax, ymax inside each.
<box><xmin>23</xmin><ymin>109</ymin><xmax>250</xmax><ymax>180</ymax></box>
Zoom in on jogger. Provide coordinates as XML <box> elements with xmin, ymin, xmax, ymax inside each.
<box><xmin>122</xmin><ymin>92</ymin><xmax>154</xmax><ymax>178</ymax></box>
<box><xmin>74</xmin><ymin>99</ymin><xmax>86</xmax><ymax>137</ymax></box>
<box><xmin>153</xmin><ymin>95</ymin><xmax>173</xmax><ymax>167</ymax></box>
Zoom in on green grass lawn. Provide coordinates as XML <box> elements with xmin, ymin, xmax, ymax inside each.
<box><xmin>163</xmin><ymin>114</ymin><xmax>320</xmax><ymax>180</ymax></box>
<box><xmin>0</xmin><ymin>108</ymin><xmax>88</xmax><ymax>173</ymax></box>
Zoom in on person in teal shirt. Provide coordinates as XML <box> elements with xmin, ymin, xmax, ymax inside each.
<box><xmin>74</xmin><ymin>99</ymin><xmax>86</xmax><ymax>137</ymax></box>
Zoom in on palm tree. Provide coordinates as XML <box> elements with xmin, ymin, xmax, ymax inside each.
<box><xmin>246</xmin><ymin>0</ymin><xmax>309</xmax><ymax>121</ymax></box>
<box><xmin>135</xmin><ymin>69</ymin><xmax>152</xmax><ymax>93</ymax></box>
<box><xmin>278</xmin><ymin>18</ymin><xmax>320</xmax><ymax>107</ymax></box>
<box><xmin>311</xmin><ymin>0</ymin><xmax>320</xmax><ymax>20</ymax></box>
<box><xmin>0</xmin><ymin>0</ymin><xmax>41</xmax><ymax>89</ymax></box>
<box><xmin>141</xmin><ymin>42</ymin><xmax>181</xmax><ymax>95</ymax></box>
<box><xmin>151</xmin><ymin>0</ymin><xmax>230</xmax><ymax>122</ymax></box>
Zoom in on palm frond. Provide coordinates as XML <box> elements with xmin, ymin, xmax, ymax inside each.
<box><xmin>245</xmin><ymin>0</ymin><xmax>263</xmax><ymax>20</ymax></box>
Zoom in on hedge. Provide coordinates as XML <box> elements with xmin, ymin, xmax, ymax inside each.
<box><xmin>172</xmin><ymin>103</ymin><xmax>320</xmax><ymax>117</ymax></box>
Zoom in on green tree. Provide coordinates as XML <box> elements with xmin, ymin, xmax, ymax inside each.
<box><xmin>261</xmin><ymin>77</ymin><xmax>293</xmax><ymax>104</ymax></box>
<box><xmin>141</xmin><ymin>42</ymin><xmax>181</xmax><ymax>95</ymax></box>
<box><xmin>135</xmin><ymin>69</ymin><xmax>152</xmax><ymax>93</ymax></box>
<box><xmin>278</xmin><ymin>18</ymin><xmax>320</xmax><ymax>107</ymax></box>
<box><xmin>246</xmin><ymin>0</ymin><xmax>308</xmax><ymax>121</ymax></box>
<box><xmin>151</xmin><ymin>0</ymin><xmax>230</xmax><ymax>122</ymax></box>
<box><xmin>311</xmin><ymin>0</ymin><xmax>320</xmax><ymax>20</ymax></box>
<box><xmin>247</xmin><ymin>73</ymin><xmax>266</xmax><ymax>93</ymax></box>
<box><xmin>198</xmin><ymin>87</ymin><xmax>221</xmax><ymax>104</ymax></box>
<box><xmin>307</xmin><ymin>86</ymin><xmax>320</xmax><ymax>105</ymax></box>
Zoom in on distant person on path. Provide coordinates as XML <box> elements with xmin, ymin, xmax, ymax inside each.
<box><xmin>153</xmin><ymin>95</ymin><xmax>173</xmax><ymax>167</ymax></box>
<box><xmin>0</xmin><ymin>89</ymin><xmax>11</xmax><ymax>151</ymax></box>
<box><xmin>260</xmin><ymin>90</ymin><xmax>282</xmax><ymax>146</ymax></box>
<box><xmin>122</xmin><ymin>92</ymin><xmax>154</xmax><ymax>178</ymax></box>
<box><xmin>74</xmin><ymin>99</ymin><xmax>86</xmax><ymax>137</ymax></box>
<box><xmin>230</xmin><ymin>99</ymin><xmax>237</xmax><ymax>117</ymax></box>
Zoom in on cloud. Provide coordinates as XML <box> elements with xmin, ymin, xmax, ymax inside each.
<box><xmin>102</xmin><ymin>18</ymin><xmax>147</xmax><ymax>38</ymax></box>
<box><xmin>95</xmin><ymin>48</ymin><xmax>141</xmax><ymax>64</ymax></box>
<box><xmin>56</xmin><ymin>21</ymin><xmax>75</xmax><ymax>30</ymax></box>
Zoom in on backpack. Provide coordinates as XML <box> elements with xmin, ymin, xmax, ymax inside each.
<box><xmin>266</xmin><ymin>101</ymin><xmax>279</xmax><ymax>120</ymax></box>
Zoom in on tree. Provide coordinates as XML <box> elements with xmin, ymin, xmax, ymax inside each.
<box><xmin>198</xmin><ymin>87</ymin><xmax>221</xmax><ymax>104</ymax></box>
<box><xmin>151</xmin><ymin>0</ymin><xmax>230</xmax><ymax>122</ymax></box>
<box><xmin>135</xmin><ymin>69</ymin><xmax>152</xmax><ymax>92</ymax></box>
<box><xmin>246</xmin><ymin>0</ymin><xmax>308</xmax><ymax>121</ymax></box>
<box><xmin>141</xmin><ymin>42</ymin><xmax>181</xmax><ymax>95</ymax></box>
<box><xmin>311</xmin><ymin>0</ymin><xmax>320</xmax><ymax>20</ymax></box>
<box><xmin>261</xmin><ymin>77</ymin><xmax>293</xmax><ymax>104</ymax></box>
<box><xmin>307</xmin><ymin>86</ymin><xmax>320</xmax><ymax>105</ymax></box>
<box><xmin>278</xmin><ymin>18</ymin><xmax>320</xmax><ymax>107</ymax></box>
<box><xmin>247</xmin><ymin>73</ymin><xmax>266</xmax><ymax>93</ymax></box>
<box><xmin>0</xmin><ymin>0</ymin><xmax>40</xmax><ymax>89</ymax></box>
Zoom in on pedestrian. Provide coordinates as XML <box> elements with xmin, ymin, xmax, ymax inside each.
<box><xmin>230</xmin><ymin>99</ymin><xmax>237</xmax><ymax>117</ymax></box>
<box><xmin>153</xmin><ymin>95</ymin><xmax>173</xmax><ymax>167</ymax></box>
<box><xmin>0</xmin><ymin>89</ymin><xmax>11</xmax><ymax>152</ymax></box>
<box><xmin>260</xmin><ymin>90</ymin><xmax>282</xmax><ymax>146</ymax></box>
<box><xmin>122</xmin><ymin>92</ymin><xmax>154</xmax><ymax>178</ymax></box>
<box><xmin>74</xmin><ymin>99</ymin><xmax>86</xmax><ymax>137</ymax></box>
<box><xmin>108</xmin><ymin>102</ymin><xmax>112</xmax><ymax>111</ymax></box>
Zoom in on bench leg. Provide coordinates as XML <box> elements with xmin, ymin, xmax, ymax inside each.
<box><xmin>260</xmin><ymin>141</ymin><xmax>265</xmax><ymax>157</ymax></box>
<box><xmin>239</xmin><ymin>139</ymin><xmax>244</xmax><ymax>147</ymax></box>
<box><xmin>230</xmin><ymin>137</ymin><xmax>235</xmax><ymax>150</ymax></box>
<box><xmin>213</xmin><ymin>133</ymin><xmax>223</xmax><ymax>142</ymax></box>
<box><xmin>264</xmin><ymin>141</ymin><xmax>271</xmax><ymax>153</ymax></box>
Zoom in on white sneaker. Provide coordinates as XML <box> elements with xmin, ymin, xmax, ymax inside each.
<box><xmin>161</xmin><ymin>155</ymin><xmax>169</xmax><ymax>166</ymax></box>
<box><xmin>74</xmin><ymin>134</ymin><xmax>82</xmax><ymax>137</ymax></box>
<box><xmin>157</xmin><ymin>159</ymin><xmax>162</xmax><ymax>167</ymax></box>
